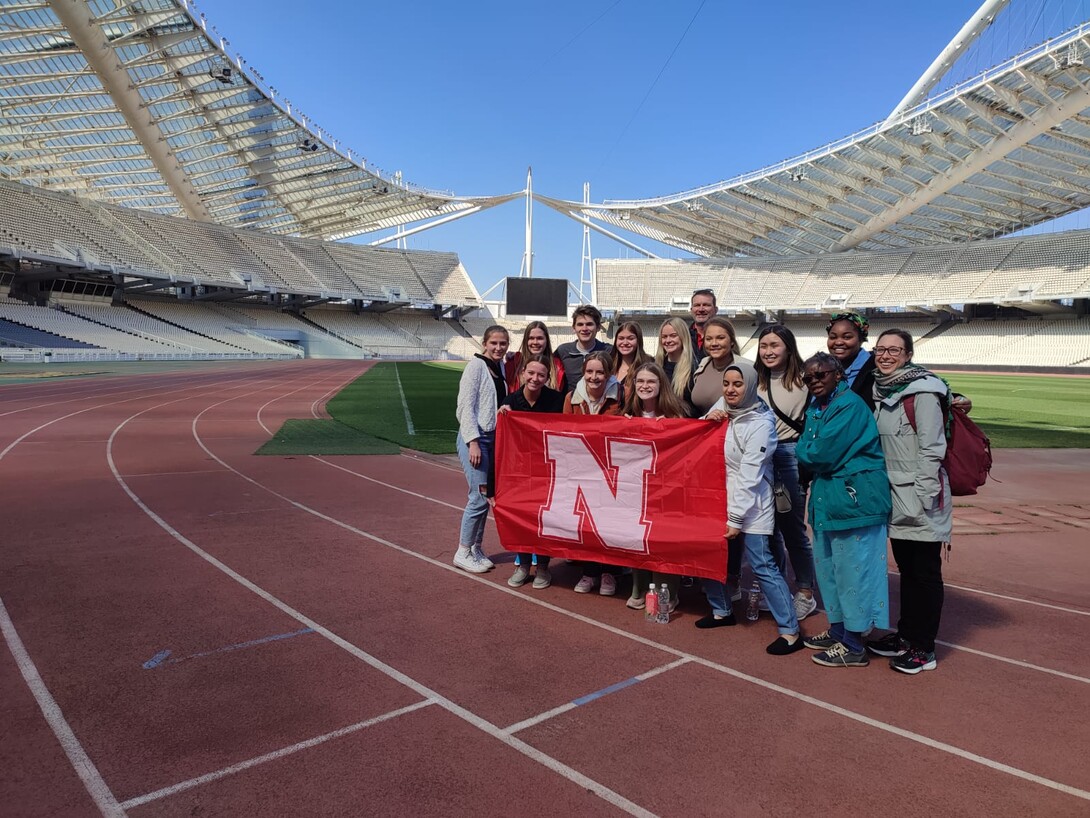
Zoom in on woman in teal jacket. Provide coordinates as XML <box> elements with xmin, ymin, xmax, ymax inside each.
<box><xmin>796</xmin><ymin>352</ymin><xmax>892</xmax><ymax>668</ymax></box>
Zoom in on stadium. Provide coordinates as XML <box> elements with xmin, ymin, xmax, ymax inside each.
<box><xmin>1</xmin><ymin>1</ymin><xmax>1089</xmax><ymax>816</ymax></box>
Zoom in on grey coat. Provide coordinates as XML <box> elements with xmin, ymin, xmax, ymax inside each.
<box><xmin>874</xmin><ymin>375</ymin><xmax>953</xmax><ymax>542</ymax></box>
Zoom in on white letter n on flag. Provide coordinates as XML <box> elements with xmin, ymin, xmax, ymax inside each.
<box><xmin>539</xmin><ymin>432</ymin><xmax>656</xmax><ymax>553</ymax></box>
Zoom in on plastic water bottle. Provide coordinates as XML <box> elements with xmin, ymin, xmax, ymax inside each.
<box><xmin>746</xmin><ymin>580</ymin><xmax>761</xmax><ymax>622</ymax></box>
<box><xmin>656</xmin><ymin>583</ymin><xmax>671</xmax><ymax>625</ymax></box>
<box><xmin>645</xmin><ymin>583</ymin><xmax>659</xmax><ymax>619</ymax></box>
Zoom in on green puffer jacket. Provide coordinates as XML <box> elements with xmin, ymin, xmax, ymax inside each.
<box><xmin>796</xmin><ymin>384</ymin><xmax>891</xmax><ymax>533</ymax></box>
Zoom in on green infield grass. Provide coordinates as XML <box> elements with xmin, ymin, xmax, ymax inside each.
<box><xmin>322</xmin><ymin>364</ymin><xmax>1089</xmax><ymax>454</ymax></box>
<box><xmin>327</xmin><ymin>361</ymin><xmax>464</xmax><ymax>454</ymax></box>
<box><xmin>940</xmin><ymin>372</ymin><xmax>1090</xmax><ymax>448</ymax></box>
<box><xmin>255</xmin><ymin>418</ymin><xmax>399</xmax><ymax>456</ymax></box>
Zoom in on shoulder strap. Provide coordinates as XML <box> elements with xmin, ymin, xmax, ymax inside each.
<box><xmin>902</xmin><ymin>394</ymin><xmax>916</xmax><ymax>431</ymax></box>
<box><xmin>765</xmin><ymin>385</ymin><xmax>805</xmax><ymax>434</ymax></box>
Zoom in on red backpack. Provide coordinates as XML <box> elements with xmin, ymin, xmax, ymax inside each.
<box><xmin>903</xmin><ymin>395</ymin><xmax>992</xmax><ymax>496</ymax></box>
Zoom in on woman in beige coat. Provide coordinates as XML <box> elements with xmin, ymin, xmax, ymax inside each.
<box><xmin>866</xmin><ymin>329</ymin><xmax>952</xmax><ymax>676</ymax></box>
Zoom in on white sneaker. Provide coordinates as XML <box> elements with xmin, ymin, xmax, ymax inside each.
<box><xmin>470</xmin><ymin>545</ymin><xmax>494</xmax><ymax>570</ymax></box>
<box><xmin>508</xmin><ymin>566</ymin><xmax>530</xmax><ymax>587</ymax></box>
<box><xmin>599</xmin><ymin>574</ymin><xmax>617</xmax><ymax>596</ymax></box>
<box><xmin>532</xmin><ymin>567</ymin><xmax>552</xmax><ymax>589</ymax></box>
<box><xmin>794</xmin><ymin>591</ymin><xmax>818</xmax><ymax>620</ymax></box>
<box><xmin>453</xmin><ymin>547</ymin><xmax>489</xmax><ymax>574</ymax></box>
<box><xmin>574</xmin><ymin>575</ymin><xmax>596</xmax><ymax>593</ymax></box>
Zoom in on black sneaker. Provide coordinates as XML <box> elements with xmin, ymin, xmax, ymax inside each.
<box><xmin>812</xmin><ymin>642</ymin><xmax>870</xmax><ymax>668</ymax></box>
<box><xmin>866</xmin><ymin>632</ymin><xmax>909</xmax><ymax>658</ymax></box>
<box><xmin>803</xmin><ymin>630</ymin><xmax>838</xmax><ymax>651</ymax></box>
<box><xmin>890</xmin><ymin>648</ymin><xmax>937</xmax><ymax>675</ymax></box>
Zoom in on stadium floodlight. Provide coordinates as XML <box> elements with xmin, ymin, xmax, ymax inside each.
<box><xmin>300</xmin><ymin>138</ymin><xmax>319</xmax><ymax>153</ymax></box>
<box><xmin>910</xmin><ymin>116</ymin><xmax>933</xmax><ymax>135</ymax></box>
<box><xmin>209</xmin><ymin>64</ymin><xmax>233</xmax><ymax>84</ymax></box>
<box><xmin>791</xmin><ymin>169</ymin><xmax>807</xmax><ymax>182</ymax></box>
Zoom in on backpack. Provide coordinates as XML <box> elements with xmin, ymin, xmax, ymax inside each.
<box><xmin>903</xmin><ymin>394</ymin><xmax>992</xmax><ymax>496</ymax></box>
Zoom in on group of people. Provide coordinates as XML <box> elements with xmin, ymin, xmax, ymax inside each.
<box><xmin>454</xmin><ymin>297</ymin><xmax>955</xmax><ymax>676</ymax></box>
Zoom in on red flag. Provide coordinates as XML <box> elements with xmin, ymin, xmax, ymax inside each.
<box><xmin>494</xmin><ymin>412</ymin><xmax>729</xmax><ymax>581</ymax></box>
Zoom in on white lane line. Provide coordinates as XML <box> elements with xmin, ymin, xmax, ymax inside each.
<box><xmin>503</xmin><ymin>658</ymin><xmax>691</xmax><ymax>735</ymax></box>
<box><xmin>107</xmin><ymin>404</ymin><xmax>656</xmax><ymax>818</ymax></box>
<box><xmin>0</xmin><ymin>597</ymin><xmax>126</xmax><ymax>818</ymax></box>
<box><xmin>185</xmin><ymin>409</ymin><xmax>1090</xmax><ymax>804</ymax></box>
<box><xmin>308</xmin><ymin>365</ymin><xmax>368</xmax><ymax>421</ymax></box>
<box><xmin>941</xmin><ymin>580</ymin><xmax>1090</xmax><ymax>617</ymax></box>
<box><xmin>257</xmin><ymin>364</ymin><xmax>366</xmax><ymax>436</ymax></box>
<box><xmin>392</xmin><ymin>363</ymin><xmax>416</xmax><ymax>436</ymax></box>
<box><xmin>119</xmin><ymin>701</ymin><xmax>434</xmax><ymax>810</ymax></box>
<box><xmin>312</xmin><ymin>457</ymin><xmax>465</xmax><ymax>511</ymax></box>
<box><xmin>934</xmin><ymin>640</ymin><xmax>1090</xmax><ymax>684</ymax></box>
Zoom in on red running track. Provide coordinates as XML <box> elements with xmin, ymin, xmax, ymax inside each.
<box><xmin>1</xmin><ymin>359</ymin><xmax>1089</xmax><ymax>817</ymax></box>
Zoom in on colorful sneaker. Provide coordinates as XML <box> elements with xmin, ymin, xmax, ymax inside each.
<box><xmin>574</xmin><ymin>575</ymin><xmax>597</xmax><ymax>594</ymax></box>
<box><xmin>532</xmin><ymin>567</ymin><xmax>552</xmax><ymax>590</ymax></box>
<box><xmin>812</xmin><ymin>642</ymin><xmax>870</xmax><ymax>668</ymax></box>
<box><xmin>599</xmin><ymin>573</ymin><xmax>617</xmax><ymax>596</ymax></box>
<box><xmin>803</xmin><ymin>630</ymin><xmax>838</xmax><ymax>651</ymax></box>
<box><xmin>793</xmin><ymin>592</ymin><xmax>818</xmax><ymax>620</ymax></box>
<box><xmin>626</xmin><ymin>596</ymin><xmax>646</xmax><ymax>610</ymax></box>
<box><xmin>508</xmin><ymin>565</ymin><xmax>530</xmax><ymax>587</ymax></box>
<box><xmin>453</xmin><ymin>547</ymin><xmax>489</xmax><ymax>574</ymax></box>
<box><xmin>866</xmin><ymin>632</ymin><xmax>909</xmax><ymax>658</ymax></box>
<box><xmin>470</xmin><ymin>545</ymin><xmax>494</xmax><ymax>570</ymax></box>
<box><xmin>890</xmin><ymin>648</ymin><xmax>937</xmax><ymax>675</ymax></box>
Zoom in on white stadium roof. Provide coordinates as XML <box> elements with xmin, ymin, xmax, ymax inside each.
<box><xmin>0</xmin><ymin>0</ymin><xmax>517</xmax><ymax>240</ymax></box>
<box><xmin>542</xmin><ymin>20</ymin><xmax>1090</xmax><ymax>258</ymax></box>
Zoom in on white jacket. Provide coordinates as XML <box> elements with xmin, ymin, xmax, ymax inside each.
<box><xmin>456</xmin><ymin>356</ymin><xmax>500</xmax><ymax>443</ymax></box>
<box><xmin>709</xmin><ymin>398</ymin><xmax>778</xmax><ymax>534</ymax></box>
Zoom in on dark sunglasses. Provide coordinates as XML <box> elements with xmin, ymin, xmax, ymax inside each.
<box><xmin>802</xmin><ymin>369</ymin><xmax>836</xmax><ymax>384</ymax></box>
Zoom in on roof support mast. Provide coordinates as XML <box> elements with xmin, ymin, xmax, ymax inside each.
<box><xmin>882</xmin><ymin>0</ymin><xmax>1012</xmax><ymax>127</ymax></box>
<box><xmin>48</xmin><ymin>0</ymin><xmax>212</xmax><ymax>221</ymax></box>
<box><xmin>518</xmin><ymin>167</ymin><xmax>533</xmax><ymax>277</ymax></box>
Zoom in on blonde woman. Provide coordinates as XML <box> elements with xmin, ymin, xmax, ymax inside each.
<box><xmin>655</xmin><ymin>317</ymin><xmax>696</xmax><ymax>406</ymax></box>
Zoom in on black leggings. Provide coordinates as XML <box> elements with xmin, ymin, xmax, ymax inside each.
<box><xmin>890</xmin><ymin>539</ymin><xmax>945</xmax><ymax>652</ymax></box>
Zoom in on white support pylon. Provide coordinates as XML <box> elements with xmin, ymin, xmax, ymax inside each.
<box><xmin>579</xmin><ymin>181</ymin><xmax>593</xmax><ymax>302</ymax></box>
<box><xmin>518</xmin><ymin>166</ymin><xmax>533</xmax><ymax>277</ymax></box>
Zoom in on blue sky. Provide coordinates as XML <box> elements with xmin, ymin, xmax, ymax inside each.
<box><xmin>198</xmin><ymin>1</ymin><xmax>1036</xmax><ymax>295</ymax></box>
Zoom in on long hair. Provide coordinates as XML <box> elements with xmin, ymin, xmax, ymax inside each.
<box><xmin>622</xmin><ymin>362</ymin><xmax>687</xmax><ymax>418</ymax></box>
<box><xmin>610</xmin><ymin>321</ymin><xmax>652</xmax><ymax>385</ymax></box>
<box><xmin>755</xmin><ymin>324</ymin><xmax>805</xmax><ymax>391</ymax></box>
<box><xmin>517</xmin><ymin>320</ymin><xmax>561</xmax><ymax>389</ymax></box>
<box><xmin>654</xmin><ymin>316</ymin><xmax>694</xmax><ymax>398</ymax></box>
<box><xmin>703</xmin><ymin>316</ymin><xmax>740</xmax><ymax>356</ymax></box>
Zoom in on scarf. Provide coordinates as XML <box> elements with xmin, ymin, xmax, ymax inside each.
<box><xmin>723</xmin><ymin>360</ymin><xmax>766</xmax><ymax>419</ymax></box>
<box><xmin>873</xmin><ymin>362</ymin><xmax>932</xmax><ymax>400</ymax></box>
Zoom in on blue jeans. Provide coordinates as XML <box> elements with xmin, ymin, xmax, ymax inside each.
<box><xmin>456</xmin><ymin>432</ymin><xmax>493</xmax><ymax>547</ymax></box>
<box><xmin>771</xmin><ymin>442</ymin><xmax>816</xmax><ymax>591</ymax></box>
<box><xmin>704</xmin><ymin>533</ymin><xmax>799</xmax><ymax>634</ymax></box>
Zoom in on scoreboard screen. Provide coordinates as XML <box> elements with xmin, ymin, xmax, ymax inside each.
<box><xmin>505</xmin><ymin>277</ymin><xmax>568</xmax><ymax>316</ymax></box>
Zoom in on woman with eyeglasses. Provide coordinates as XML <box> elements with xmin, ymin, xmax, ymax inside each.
<box><xmin>864</xmin><ymin>329</ymin><xmax>952</xmax><ymax>675</ymax></box>
<box><xmin>796</xmin><ymin>352</ymin><xmax>892</xmax><ymax>668</ymax></box>
<box><xmin>755</xmin><ymin>325</ymin><xmax>818</xmax><ymax>621</ymax></box>
<box><xmin>701</xmin><ymin>360</ymin><xmax>803</xmax><ymax>654</ymax></box>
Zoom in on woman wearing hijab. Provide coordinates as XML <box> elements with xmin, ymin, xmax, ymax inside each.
<box><xmin>701</xmin><ymin>360</ymin><xmax>803</xmax><ymax>654</ymax></box>
<box><xmin>454</xmin><ymin>325</ymin><xmax>509</xmax><ymax>574</ymax></box>
<box><xmin>866</xmin><ymin>329</ymin><xmax>952</xmax><ymax>675</ymax></box>
<box><xmin>796</xmin><ymin>352</ymin><xmax>892</xmax><ymax>667</ymax></box>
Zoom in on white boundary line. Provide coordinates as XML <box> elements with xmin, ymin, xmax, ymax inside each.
<box><xmin>175</xmin><ymin>385</ymin><xmax>1090</xmax><ymax>804</ymax></box>
<box><xmin>940</xmin><ymin>580</ymin><xmax>1090</xmax><ymax>617</ymax></box>
<box><xmin>119</xmin><ymin>700</ymin><xmax>434</xmax><ymax>809</ymax></box>
<box><xmin>392</xmin><ymin>363</ymin><xmax>416</xmax><ymax>436</ymax></box>
<box><xmin>0</xmin><ymin>596</ymin><xmax>126</xmax><ymax>818</ymax></box>
<box><xmin>104</xmin><ymin>384</ymin><xmax>655</xmax><ymax>818</ymax></box>
<box><xmin>934</xmin><ymin>640</ymin><xmax>1090</xmax><ymax>684</ymax></box>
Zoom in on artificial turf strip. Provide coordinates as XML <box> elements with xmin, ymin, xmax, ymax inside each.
<box><xmin>255</xmin><ymin>418</ymin><xmax>400</xmax><ymax>455</ymax></box>
<box><xmin>942</xmin><ymin>372</ymin><xmax>1090</xmax><ymax>448</ymax></box>
<box><xmin>326</xmin><ymin>361</ymin><xmax>463</xmax><ymax>454</ymax></box>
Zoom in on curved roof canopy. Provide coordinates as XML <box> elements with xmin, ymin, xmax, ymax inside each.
<box><xmin>543</xmin><ymin>22</ymin><xmax>1090</xmax><ymax>258</ymax></box>
<box><xmin>0</xmin><ymin>0</ymin><xmax>516</xmax><ymax>239</ymax></box>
